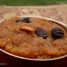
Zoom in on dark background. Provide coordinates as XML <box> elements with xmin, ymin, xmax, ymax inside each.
<box><xmin>0</xmin><ymin>51</ymin><xmax>67</xmax><ymax>67</ymax></box>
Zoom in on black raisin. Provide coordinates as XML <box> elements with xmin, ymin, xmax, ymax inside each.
<box><xmin>16</xmin><ymin>18</ymin><xmax>30</xmax><ymax>23</ymax></box>
<box><xmin>35</xmin><ymin>28</ymin><xmax>47</xmax><ymax>39</ymax></box>
<box><xmin>51</xmin><ymin>28</ymin><xmax>64</xmax><ymax>39</ymax></box>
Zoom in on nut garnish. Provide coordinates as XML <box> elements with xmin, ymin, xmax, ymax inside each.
<box><xmin>20</xmin><ymin>26</ymin><xmax>34</xmax><ymax>32</ymax></box>
<box><xmin>5</xmin><ymin>26</ymin><xmax>11</xmax><ymax>28</ymax></box>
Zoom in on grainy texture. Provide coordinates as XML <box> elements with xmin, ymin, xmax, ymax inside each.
<box><xmin>0</xmin><ymin>17</ymin><xmax>67</xmax><ymax>59</ymax></box>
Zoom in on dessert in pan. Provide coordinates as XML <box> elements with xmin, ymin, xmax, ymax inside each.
<box><xmin>0</xmin><ymin>16</ymin><xmax>67</xmax><ymax>59</ymax></box>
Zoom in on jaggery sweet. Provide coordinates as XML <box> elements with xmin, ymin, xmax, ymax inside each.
<box><xmin>0</xmin><ymin>17</ymin><xmax>67</xmax><ymax>59</ymax></box>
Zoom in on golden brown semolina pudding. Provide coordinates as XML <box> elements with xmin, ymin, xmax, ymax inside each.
<box><xmin>0</xmin><ymin>17</ymin><xmax>67</xmax><ymax>59</ymax></box>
